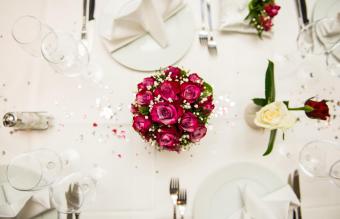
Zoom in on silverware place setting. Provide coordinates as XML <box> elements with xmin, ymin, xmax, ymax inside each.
<box><xmin>199</xmin><ymin>0</ymin><xmax>217</xmax><ymax>55</ymax></box>
<box><xmin>288</xmin><ymin>170</ymin><xmax>302</xmax><ymax>219</ymax></box>
<box><xmin>169</xmin><ymin>178</ymin><xmax>188</xmax><ymax>219</ymax></box>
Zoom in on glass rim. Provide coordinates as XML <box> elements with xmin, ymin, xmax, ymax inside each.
<box><xmin>12</xmin><ymin>15</ymin><xmax>42</xmax><ymax>45</ymax></box>
<box><xmin>6</xmin><ymin>148</ymin><xmax>63</xmax><ymax>191</ymax></box>
<box><xmin>41</xmin><ymin>32</ymin><xmax>90</xmax><ymax>65</ymax></box>
<box><xmin>298</xmin><ymin>139</ymin><xmax>340</xmax><ymax>178</ymax></box>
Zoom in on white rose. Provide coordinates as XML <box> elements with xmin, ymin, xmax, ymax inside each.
<box><xmin>254</xmin><ymin>101</ymin><xmax>297</xmax><ymax>130</ymax></box>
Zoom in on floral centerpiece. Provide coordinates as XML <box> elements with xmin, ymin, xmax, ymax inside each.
<box><xmin>245</xmin><ymin>0</ymin><xmax>281</xmax><ymax>37</ymax></box>
<box><xmin>248</xmin><ymin>60</ymin><xmax>330</xmax><ymax>156</ymax></box>
<box><xmin>131</xmin><ymin>66</ymin><xmax>215</xmax><ymax>152</ymax></box>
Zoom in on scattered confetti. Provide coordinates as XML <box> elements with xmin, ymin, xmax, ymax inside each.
<box><xmin>117</xmin><ymin>154</ymin><xmax>122</xmax><ymax>158</ymax></box>
<box><xmin>92</xmin><ymin>122</ymin><xmax>98</xmax><ymax>127</ymax></box>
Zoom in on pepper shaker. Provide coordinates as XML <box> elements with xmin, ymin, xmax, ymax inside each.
<box><xmin>3</xmin><ymin>112</ymin><xmax>50</xmax><ymax>130</ymax></box>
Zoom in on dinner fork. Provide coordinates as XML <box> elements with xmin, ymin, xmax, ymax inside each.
<box><xmin>199</xmin><ymin>0</ymin><xmax>208</xmax><ymax>45</ymax></box>
<box><xmin>177</xmin><ymin>189</ymin><xmax>187</xmax><ymax>219</ymax></box>
<box><xmin>206</xmin><ymin>0</ymin><xmax>217</xmax><ymax>54</ymax></box>
<box><xmin>170</xmin><ymin>178</ymin><xmax>180</xmax><ymax>219</ymax></box>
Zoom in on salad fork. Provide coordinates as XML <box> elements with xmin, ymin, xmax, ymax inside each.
<box><xmin>199</xmin><ymin>0</ymin><xmax>208</xmax><ymax>45</ymax></box>
<box><xmin>206</xmin><ymin>0</ymin><xmax>217</xmax><ymax>54</ymax></box>
<box><xmin>169</xmin><ymin>178</ymin><xmax>180</xmax><ymax>219</ymax></box>
<box><xmin>177</xmin><ymin>189</ymin><xmax>187</xmax><ymax>219</ymax></box>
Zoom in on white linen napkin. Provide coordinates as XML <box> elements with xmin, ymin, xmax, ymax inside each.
<box><xmin>0</xmin><ymin>184</ymin><xmax>51</xmax><ymax>219</ymax></box>
<box><xmin>219</xmin><ymin>0</ymin><xmax>272</xmax><ymax>37</ymax></box>
<box><xmin>229</xmin><ymin>185</ymin><xmax>300</xmax><ymax>219</ymax></box>
<box><xmin>316</xmin><ymin>13</ymin><xmax>340</xmax><ymax>60</ymax></box>
<box><xmin>102</xmin><ymin>0</ymin><xmax>186</xmax><ymax>52</ymax></box>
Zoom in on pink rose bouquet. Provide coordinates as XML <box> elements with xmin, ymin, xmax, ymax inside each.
<box><xmin>131</xmin><ymin>66</ymin><xmax>214</xmax><ymax>152</ymax></box>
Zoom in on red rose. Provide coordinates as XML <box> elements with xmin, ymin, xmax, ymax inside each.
<box><xmin>200</xmin><ymin>96</ymin><xmax>215</xmax><ymax>115</ymax></box>
<box><xmin>189</xmin><ymin>125</ymin><xmax>207</xmax><ymax>142</ymax></box>
<box><xmin>138</xmin><ymin>77</ymin><xmax>155</xmax><ymax>90</ymax></box>
<box><xmin>156</xmin><ymin>126</ymin><xmax>180</xmax><ymax>149</ymax></box>
<box><xmin>260</xmin><ymin>16</ymin><xmax>273</xmax><ymax>31</ymax></box>
<box><xmin>305</xmin><ymin>99</ymin><xmax>330</xmax><ymax>120</ymax></box>
<box><xmin>264</xmin><ymin>4</ymin><xmax>281</xmax><ymax>17</ymax></box>
<box><xmin>181</xmin><ymin>82</ymin><xmax>202</xmax><ymax>103</ymax></box>
<box><xmin>136</xmin><ymin>90</ymin><xmax>153</xmax><ymax>105</ymax></box>
<box><xmin>164</xmin><ymin>66</ymin><xmax>181</xmax><ymax>79</ymax></box>
<box><xmin>179</xmin><ymin>112</ymin><xmax>199</xmax><ymax>132</ymax></box>
<box><xmin>150</xmin><ymin>102</ymin><xmax>183</xmax><ymax>125</ymax></box>
<box><xmin>132</xmin><ymin>115</ymin><xmax>152</xmax><ymax>134</ymax></box>
<box><xmin>188</xmin><ymin>73</ymin><xmax>203</xmax><ymax>84</ymax></box>
<box><xmin>130</xmin><ymin>104</ymin><xmax>139</xmax><ymax>114</ymax></box>
<box><xmin>154</xmin><ymin>81</ymin><xmax>180</xmax><ymax>102</ymax></box>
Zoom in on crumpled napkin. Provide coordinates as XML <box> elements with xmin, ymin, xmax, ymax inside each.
<box><xmin>316</xmin><ymin>13</ymin><xmax>340</xmax><ymax>60</ymax></box>
<box><xmin>0</xmin><ymin>184</ymin><xmax>51</xmax><ymax>219</ymax></box>
<box><xmin>219</xmin><ymin>0</ymin><xmax>272</xmax><ymax>37</ymax></box>
<box><xmin>102</xmin><ymin>0</ymin><xmax>185</xmax><ymax>52</ymax></box>
<box><xmin>229</xmin><ymin>185</ymin><xmax>300</xmax><ymax>219</ymax></box>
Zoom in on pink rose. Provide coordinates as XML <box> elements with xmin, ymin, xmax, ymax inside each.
<box><xmin>200</xmin><ymin>96</ymin><xmax>215</xmax><ymax>115</ymax></box>
<box><xmin>164</xmin><ymin>66</ymin><xmax>181</xmax><ymax>79</ymax></box>
<box><xmin>181</xmin><ymin>82</ymin><xmax>202</xmax><ymax>103</ymax></box>
<box><xmin>260</xmin><ymin>16</ymin><xmax>273</xmax><ymax>31</ymax></box>
<box><xmin>188</xmin><ymin>73</ymin><xmax>203</xmax><ymax>84</ymax></box>
<box><xmin>189</xmin><ymin>125</ymin><xmax>207</xmax><ymax>142</ymax></box>
<box><xmin>156</xmin><ymin>127</ymin><xmax>180</xmax><ymax>149</ymax></box>
<box><xmin>150</xmin><ymin>102</ymin><xmax>183</xmax><ymax>125</ymax></box>
<box><xmin>154</xmin><ymin>81</ymin><xmax>180</xmax><ymax>102</ymax></box>
<box><xmin>136</xmin><ymin>90</ymin><xmax>153</xmax><ymax>105</ymax></box>
<box><xmin>138</xmin><ymin>77</ymin><xmax>155</xmax><ymax>90</ymax></box>
<box><xmin>132</xmin><ymin>115</ymin><xmax>152</xmax><ymax>134</ymax></box>
<box><xmin>179</xmin><ymin>112</ymin><xmax>199</xmax><ymax>132</ymax></box>
<box><xmin>264</xmin><ymin>4</ymin><xmax>281</xmax><ymax>17</ymax></box>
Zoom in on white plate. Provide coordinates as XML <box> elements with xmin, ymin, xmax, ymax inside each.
<box><xmin>313</xmin><ymin>0</ymin><xmax>340</xmax><ymax>21</ymax></box>
<box><xmin>193</xmin><ymin>163</ymin><xmax>285</xmax><ymax>219</ymax></box>
<box><xmin>98</xmin><ymin>0</ymin><xmax>195</xmax><ymax>72</ymax></box>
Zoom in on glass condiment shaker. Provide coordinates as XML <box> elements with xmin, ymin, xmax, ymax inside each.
<box><xmin>3</xmin><ymin>112</ymin><xmax>50</xmax><ymax>130</ymax></box>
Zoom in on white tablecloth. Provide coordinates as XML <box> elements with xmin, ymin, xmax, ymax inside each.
<box><xmin>1</xmin><ymin>0</ymin><xmax>340</xmax><ymax>218</ymax></box>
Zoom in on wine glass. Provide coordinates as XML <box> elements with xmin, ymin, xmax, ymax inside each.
<box><xmin>50</xmin><ymin>172</ymin><xmax>97</xmax><ymax>215</ymax></box>
<box><xmin>299</xmin><ymin>140</ymin><xmax>340</xmax><ymax>180</ymax></box>
<box><xmin>12</xmin><ymin>15</ymin><xmax>54</xmax><ymax>57</ymax></box>
<box><xmin>41</xmin><ymin>32</ymin><xmax>89</xmax><ymax>77</ymax></box>
<box><xmin>6</xmin><ymin>148</ymin><xmax>63</xmax><ymax>191</ymax></box>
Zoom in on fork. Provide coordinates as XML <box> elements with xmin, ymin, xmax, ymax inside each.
<box><xmin>177</xmin><ymin>189</ymin><xmax>187</xmax><ymax>219</ymax></box>
<box><xmin>81</xmin><ymin>0</ymin><xmax>88</xmax><ymax>40</ymax></box>
<box><xmin>206</xmin><ymin>0</ymin><xmax>217</xmax><ymax>54</ymax></box>
<box><xmin>170</xmin><ymin>178</ymin><xmax>180</xmax><ymax>219</ymax></box>
<box><xmin>199</xmin><ymin>0</ymin><xmax>208</xmax><ymax>45</ymax></box>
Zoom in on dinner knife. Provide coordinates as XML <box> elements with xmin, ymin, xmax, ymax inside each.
<box><xmin>299</xmin><ymin>0</ymin><xmax>309</xmax><ymax>25</ymax></box>
<box><xmin>287</xmin><ymin>174</ymin><xmax>297</xmax><ymax>219</ymax></box>
<box><xmin>293</xmin><ymin>170</ymin><xmax>302</xmax><ymax>219</ymax></box>
<box><xmin>81</xmin><ymin>0</ymin><xmax>88</xmax><ymax>40</ymax></box>
<box><xmin>89</xmin><ymin>0</ymin><xmax>95</xmax><ymax>21</ymax></box>
<box><xmin>294</xmin><ymin>0</ymin><xmax>304</xmax><ymax>29</ymax></box>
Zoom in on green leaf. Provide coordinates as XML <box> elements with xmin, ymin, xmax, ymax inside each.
<box><xmin>262</xmin><ymin>129</ymin><xmax>277</xmax><ymax>156</ymax></box>
<box><xmin>202</xmin><ymin>82</ymin><xmax>213</xmax><ymax>97</ymax></box>
<box><xmin>265</xmin><ymin>60</ymin><xmax>275</xmax><ymax>104</ymax></box>
<box><xmin>283</xmin><ymin>101</ymin><xmax>289</xmax><ymax>108</ymax></box>
<box><xmin>139</xmin><ymin>106</ymin><xmax>149</xmax><ymax>115</ymax></box>
<box><xmin>252</xmin><ymin>98</ymin><xmax>267</xmax><ymax>107</ymax></box>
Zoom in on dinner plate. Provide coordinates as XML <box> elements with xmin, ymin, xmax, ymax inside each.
<box><xmin>193</xmin><ymin>163</ymin><xmax>285</xmax><ymax>219</ymax></box>
<box><xmin>313</xmin><ymin>0</ymin><xmax>340</xmax><ymax>21</ymax></box>
<box><xmin>98</xmin><ymin>0</ymin><xmax>195</xmax><ymax>72</ymax></box>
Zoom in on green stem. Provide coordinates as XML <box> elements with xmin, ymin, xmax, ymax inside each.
<box><xmin>288</xmin><ymin>106</ymin><xmax>314</xmax><ymax>112</ymax></box>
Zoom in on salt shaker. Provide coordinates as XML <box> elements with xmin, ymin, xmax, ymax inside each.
<box><xmin>3</xmin><ymin>112</ymin><xmax>50</xmax><ymax>130</ymax></box>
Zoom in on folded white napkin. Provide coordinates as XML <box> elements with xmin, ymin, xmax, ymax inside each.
<box><xmin>102</xmin><ymin>0</ymin><xmax>185</xmax><ymax>52</ymax></box>
<box><xmin>219</xmin><ymin>0</ymin><xmax>272</xmax><ymax>37</ymax></box>
<box><xmin>229</xmin><ymin>185</ymin><xmax>300</xmax><ymax>219</ymax></box>
<box><xmin>316</xmin><ymin>13</ymin><xmax>340</xmax><ymax>60</ymax></box>
<box><xmin>0</xmin><ymin>184</ymin><xmax>51</xmax><ymax>219</ymax></box>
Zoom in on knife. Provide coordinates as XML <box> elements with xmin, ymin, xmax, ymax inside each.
<box><xmin>287</xmin><ymin>173</ymin><xmax>297</xmax><ymax>219</ymax></box>
<box><xmin>299</xmin><ymin>0</ymin><xmax>309</xmax><ymax>25</ymax></box>
<box><xmin>293</xmin><ymin>170</ymin><xmax>302</xmax><ymax>219</ymax></box>
<box><xmin>89</xmin><ymin>0</ymin><xmax>95</xmax><ymax>21</ymax></box>
<box><xmin>81</xmin><ymin>0</ymin><xmax>96</xmax><ymax>51</ymax></box>
<box><xmin>81</xmin><ymin>0</ymin><xmax>88</xmax><ymax>40</ymax></box>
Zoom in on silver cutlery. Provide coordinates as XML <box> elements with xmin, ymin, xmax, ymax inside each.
<box><xmin>170</xmin><ymin>178</ymin><xmax>180</xmax><ymax>219</ymax></box>
<box><xmin>177</xmin><ymin>189</ymin><xmax>187</xmax><ymax>219</ymax></box>
<box><xmin>206</xmin><ymin>0</ymin><xmax>217</xmax><ymax>54</ymax></box>
<box><xmin>288</xmin><ymin>173</ymin><xmax>297</xmax><ymax>219</ymax></box>
<box><xmin>199</xmin><ymin>0</ymin><xmax>208</xmax><ymax>45</ymax></box>
<box><xmin>81</xmin><ymin>0</ymin><xmax>88</xmax><ymax>40</ymax></box>
<box><xmin>295</xmin><ymin>0</ymin><xmax>309</xmax><ymax>29</ymax></box>
<box><xmin>293</xmin><ymin>170</ymin><xmax>302</xmax><ymax>219</ymax></box>
<box><xmin>65</xmin><ymin>183</ymin><xmax>81</xmax><ymax>219</ymax></box>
